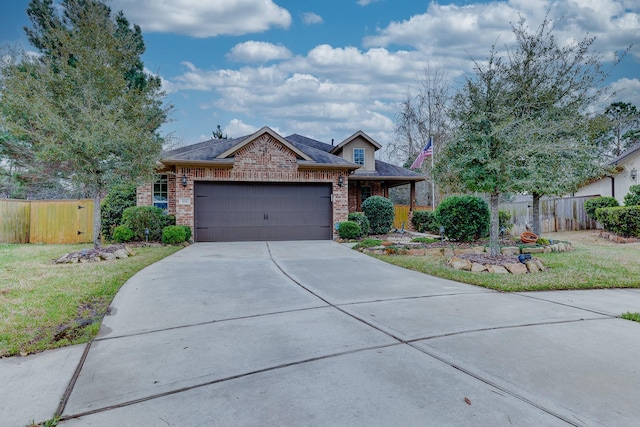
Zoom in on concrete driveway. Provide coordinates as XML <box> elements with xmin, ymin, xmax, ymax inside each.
<box><xmin>40</xmin><ymin>241</ymin><xmax>640</xmax><ymax>425</ymax></box>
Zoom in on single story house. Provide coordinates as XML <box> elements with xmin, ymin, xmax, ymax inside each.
<box><xmin>573</xmin><ymin>142</ymin><xmax>640</xmax><ymax>204</ymax></box>
<box><xmin>137</xmin><ymin>126</ymin><xmax>424</xmax><ymax>242</ymax></box>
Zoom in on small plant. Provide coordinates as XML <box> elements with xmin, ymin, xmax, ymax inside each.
<box><xmin>411</xmin><ymin>237</ymin><xmax>439</xmax><ymax>243</ymax></box>
<box><xmin>621</xmin><ymin>312</ymin><xmax>640</xmax><ymax>322</ymax></box>
<box><xmin>584</xmin><ymin>196</ymin><xmax>619</xmax><ymax>220</ymax></box>
<box><xmin>498</xmin><ymin>210</ymin><xmax>513</xmax><ymax>231</ymax></box>
<box><xmin>361</xmin><ymin>196</ymin><xmax>395</xmax><ymax>235</ymax></box>
<box><xmin>338</xmin><ymin>221</ymin><xmax>362</xmax><ymax>239</ymax></box>
<box><xmin>435</xmin><ymin>195</ymin><xmax>490</xmax><ymax>242</ymax></box>
<box><xmin>353</xmin><ymin>238</ymin><xmax>383</xmax><ymax>249</ymax></box>
<box><xmin>112</xmin><ymin>225</ymin><xmax>134</xmax><ymax>243</ymax></box>
<box><xmin>348</xmin><ymin>212</ymin><xmax>370</xmax><ymax>236</ymax></box>
<box><xmin>162</xmin><ymin>225</ymin><xmax>187</xmax><ymax>244</ymax></box>
<box><xmin>623</xmin><ymin>184</ymin><xmax>640</xmax><ymax>206</ymax></box>
<box><xmin>536</xmin><ymin>237</ymin><xmax>550</xmax><ymax>245</ymax></box>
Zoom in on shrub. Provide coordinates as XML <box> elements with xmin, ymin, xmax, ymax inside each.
<box><xmin>595</xmin><ymin>206</ymin><xmax>640</xmax><ymax>237</ymax></box>
<box><xmin>100</xmin><ymin>184</ymin><xmax>136</xmax><ymax>241</ymax></box>
<box><xmin>435</xmin><ymin>195</ymin><xmax>490</xmax><ymax>242</ymax></box>
<box><xmin>112</xmin><ymin>225</ymin><xmax>134</xmax><ymax>243</ymax></box>
<box><xmin>584</xmin><ymin>196</ymin><xmax>619</xmax><ymax>220</ymax></box>
<box><xmin>180</xmin><ymin>225</ymin><xmax>192</xmax><ymax>242</ymax></box>
<box><xmin>338</xmin><ymin>221</ymin><xmax>362</xmax><ymax>239</ymax></box>
<box><xmin>348</xmin><ymin>212</ymin><xmax>370</xmax><ymax>236</ymax></box>
<box><xmin>121</xmin><ymin>206</ymin><xmax>169</xmax><ymax>241</ymax></box>
<box><xmin>361</xmin><ymin>196</ymin><xmax>395</xmax><ymax>235</ymax></box>
<box><xmin>411</xmin><ymin>237</ymin><xmax>439</xmax><ymax>243</ymax></box>
<box><xmin>162</xmin><ymin>225</ymin><xmax>187</xmax><ymax>244</ymax></box>
<box><xmin>411</xmin><ymin>210</ymin><xmax>439</xmax><ymax>233</ymax></box>
<box><xmin>536</xmin><ymin>237</ymin><xmax>550</xmax><ymax>245</ymax></box>
<box><xmin>624</xmin><ymin>185</ymin><xmax>640</xmax><ymax>206</ymax></box>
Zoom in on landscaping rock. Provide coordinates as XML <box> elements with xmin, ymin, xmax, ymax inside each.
<box><xmin>454</xmin><ymin>248</ymin><xmax>477</xmax><ymax>255</ymax></box>
<box><xmin>525</xmin><ymin>260</ymin><xmax>540</xmax><ymax>273</ymax></box>
<box><xmin>501</xmin><ymin>246</ymin><xmax>520</xmax><ymax>256</ymax></box>
<box><xmin>425</xmin><ymin>248</ymin><xmax>444</xmax><ymax>257</ymax></box>
<box><xmin>443</xmin><ymin>248</ymin><xmax>455</xmax><ymax>258</ymax></box>
<box><xmin>408</xmin><ymin>249</ymin><xmax>426</xmax><ymax>256</ymax></box>
<box><xmin>486</xmin><ymin>265</ymin><xmax>509</xmax><ymax>274</ymax></box>
<box><xmin>113</xmin><ymin>249</ymin><xmax>130</xmax><ymax>259</ymax></box>
<box><xmin>448</xmin><ymin>256</ymin><xmax>472</xmax><ymax>271</ymax></box>
<box><xmin>521</xmin><ymin>247</ymin><xmax>545</xmax><ymax>254</ymax></box>
<box><xmin>471</xmin><ymin>263</ymin><xmax>488</xmax><ymax>272</ymax></box>
<box><xmin>504</xmin><ymin>263</ymin><xmax>528</xmax><ymax>274</ymax></box>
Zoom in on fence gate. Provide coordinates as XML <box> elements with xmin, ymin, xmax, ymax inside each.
<box><xmin>29</xmin><ymin>199</ymin><xmax>94</xmax><ymax>244</ymax></box>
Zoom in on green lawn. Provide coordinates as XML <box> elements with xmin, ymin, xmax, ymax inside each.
<box><xmin>0</xmin><ymin>243</ymin><xmax>182</xmax><ymax>357</ymax></box>
<box><xmin>372</xmin><ymin>231</ymin><xmax>640</xmax><ymax>292</ymax></box>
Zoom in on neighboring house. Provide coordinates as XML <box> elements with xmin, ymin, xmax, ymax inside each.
<box><xmin>137</xmin><ymin>126</ymin><xmax>424</xmax><ymax>242</ymax></box>
<box><xmin>573</xmin><ymin>142</ymin><xmax>640</xmax><ymax>204</ymax></box>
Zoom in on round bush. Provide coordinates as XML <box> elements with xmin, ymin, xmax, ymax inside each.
<box><xmin>435</xmin><ymin>195</ymin><xmax>490</xmax><ymax>242</ymax></box>
<box><xmin>348</xmin><ymin>212</ymin><xmax>370</xmax><ymax>236</ymax></box>
<box><xmin>584</xmin><ymin>196</ymin><xmax>619</xmax><ymax>220</ymax></box>
<box><xmin>100</xmin><ymin>184</ymin><xmax>136</xmax><ymax>241</ymax></box>
<box><xmin>180</xmin><ymin>225</ymin><xmax>192</xmax><ymax>242</ymax></box>
<box><xmin>411</xmin><ymin>210</ymin><xmax>438</xmax><ymax>233</ymax></box>
<box><xmin>338</xmin><ymin>221</ymin><xmax>362</xmax><ymax>239</ymax></box>
<box><xmin>162</xmin><ymin>225</ymin><xmax>187</xmax><ymax>244</ymax></box>
<box><xmin>361</xmin><ymin>196</ymin><xmax>395</xmax><ymax>235</ymax></box>
<box><xmin>498</xmin><ymin>210</ymin><xmax>513</xmax><ymax>231</ymax></box>
<box><xmin>121</xmin><ymin>206</ymin><xmax>168</xmax><ymax>241</ymax></box>
<box><xmin>112</xmin><ymin>225</ymin><xmax>134</xmax><ymax>243</ymax></box>
<box><xmin>624</xmin><ymin>185</ymin><xmax>640</xmax><ymax>206</ymax></box>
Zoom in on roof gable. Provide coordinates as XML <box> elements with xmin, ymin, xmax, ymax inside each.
<box><xmin>330</xmin><ymin>130</ymin><xmax>382</xmax><ymax>155</ymax></box>
<box><xmin>217</xmin><ymin>126</ymin><xmax>312</xmax><ymax>161</ymax></box>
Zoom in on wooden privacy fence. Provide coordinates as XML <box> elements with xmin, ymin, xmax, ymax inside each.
<box><xmin>393</xmin><ymin>205</ymin><xmax>432</xmax><ymax>230</ymax></box>
<box><xmin>499</xmin><ymin>195</ymin><xmax>598</xmax><ymax>236</ymax></box>
<box><xmin>0</xmin><ymin>199</ymin><xmax>94</xmax><ymax>244</ymax></box>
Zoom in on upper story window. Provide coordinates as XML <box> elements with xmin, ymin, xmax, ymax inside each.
<box><xmin>153</xmin><ymin>175</ymin><xmax>168</xmax><ymax>211</ymax></box>
<box><xmin>353</xmin><ymin>148</ymin><xmax>365</xmax><ymax>166</ymax></box>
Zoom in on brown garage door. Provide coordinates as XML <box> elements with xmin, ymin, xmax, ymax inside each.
<box><xmin>194</xmin><ymin>182</ymin><xmax>332</xmax><ymax>242</ymax></box>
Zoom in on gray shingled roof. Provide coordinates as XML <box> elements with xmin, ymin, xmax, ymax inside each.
<box><xmin>160</xmin><ymin>131</ymin><xmax>423</xmax><ymax>180</ymax></box>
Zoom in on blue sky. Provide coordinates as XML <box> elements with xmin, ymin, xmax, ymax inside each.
<box><xmin>1</xmin><ymin>0</ymin><xmax>639</xmax><ymax>153</ymax></box>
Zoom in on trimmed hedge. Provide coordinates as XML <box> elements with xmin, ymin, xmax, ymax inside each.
<box><xmin>411</xmin><ymin>210</ymin><xmax>439</xmax><ymax>233</ymax></box>
<box><xmin>162</xmin><ymin>225</ymin><xmax>187</xmax><ymax>244</ymax></box>
<box><xmin>435</xmin><ymin>195</ymin><xmax>490</xmax><ymax>242</ymax></box>
<box><xmin>624</xmin><ymin>185</ymin><xmax>640</xmax><ymax>206</ymax></box>
<box><xmin>584</xmin><ymin>196</ymin><xmax>619</xmax><ymax>220</ymax></box>
<box><xmin>595</xmin><ymin>206</ymin><xmax>640</xmax><ymax>237</ymax></box>
<box><xmin>338</xmin><ymin>221</ymin><xmax>362</xmax><ymax>239</ymax></box>
<box><xmin>348</xmin><ymin>212</ymin><xmax>370</xmax><ymax>237</ymax></box>
<box><xmin>361</xmin><ymin>196</ymin><xmax>395</xmax><ymax>235</ymax></box>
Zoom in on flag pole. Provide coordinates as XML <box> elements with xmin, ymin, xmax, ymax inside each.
<box><xmin>431</xmin><ymin>137</ymin><xmax>435</xmax><ymax>211</ymax></box>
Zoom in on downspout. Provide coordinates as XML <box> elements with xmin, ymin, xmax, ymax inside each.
<box><xmin>610</xmin><ymin>176</ymin><xmax>615</xmax><ymax>199</ymax></box>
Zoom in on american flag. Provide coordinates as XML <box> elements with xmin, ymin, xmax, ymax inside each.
<box><xmin>410</xmin><ymin>137</ymin><xmax>433</xmax><ymax>169</ymax></box>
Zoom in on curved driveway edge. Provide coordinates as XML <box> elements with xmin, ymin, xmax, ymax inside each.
<box><xmin>45</xmin><ymin>241</ymin><xmax>640</xmax><ymax>426</ymax></box>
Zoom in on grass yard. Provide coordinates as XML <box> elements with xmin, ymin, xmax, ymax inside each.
<box><xmin>373</xmin><ymin>230</ymin><xmax>640</xmax><ymax>292</ymax></box>
<box><xmin>0</xmin><ymin>243</ymin><xmax>182</xmax><ymax>357</ymax></box>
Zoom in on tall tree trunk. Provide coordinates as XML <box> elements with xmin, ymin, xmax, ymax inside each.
<box><xmin>93</xmin><ymin>192</ymin><xmax>101</xmax><ymax>249</ymax></box>
<box><xmin>489</xmin><ymin>192</ymin><xmax>500</xmax><ymax>257</ymax></box>
<box><xmin>532</xmin><ymin>192</ymin><xmax>541</xmax><ymax>236</ymax></box>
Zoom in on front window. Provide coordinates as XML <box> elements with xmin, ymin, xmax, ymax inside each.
<box><xmin>153</xmin><ymin>175</ymin><xmax>168</xmax><ymax>211</ymax></box>
<box><xmin>361</xmin><ymin>186</ymin><xmax>372</xmax><ymax>202</ymax></box>
<box><xmin>353</xmin><ymin>148</ymin><xmax>365</xmax><ymax>166</ymax></box>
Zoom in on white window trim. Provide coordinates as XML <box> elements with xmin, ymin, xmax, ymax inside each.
<box><xmin>353</xmin><ymin>148</ymin><xmax>365</xmax><ymax>166</ymax></box>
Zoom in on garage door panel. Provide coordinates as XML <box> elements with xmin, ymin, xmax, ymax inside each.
<box><xmin>194</xmin><ymin>182</ymin><xmax>332</xmax><ymax>242</ymax></box>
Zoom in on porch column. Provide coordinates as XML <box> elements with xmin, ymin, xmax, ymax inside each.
<box><xmin>409</xmin><ymin>181</ymin><xmax>416</xmax><ymax>211</ymax></box>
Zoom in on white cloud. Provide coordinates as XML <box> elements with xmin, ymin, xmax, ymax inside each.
<box><xmin>609</xmin><ymin>78</ymin><xmax>640</xmax><ymax>104</ymax></box>
<box><xmin>109</xmin><ymin>0</ymin><xmax>291</xmax><ymax>37</ymax></box>
<box><xmin>302</xmin><ymin>12</ymin><xmax>323</xmax><ymax>25</ymax></box>
<box><xmin>227</xmin><ymin>41</ymin><xmax>292</xmax><ymax>63</ymax></box>
<box><xmin>358</xmin><ymin>0</ymin><xmax>382</xmax><ymax>6</ymax></box>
